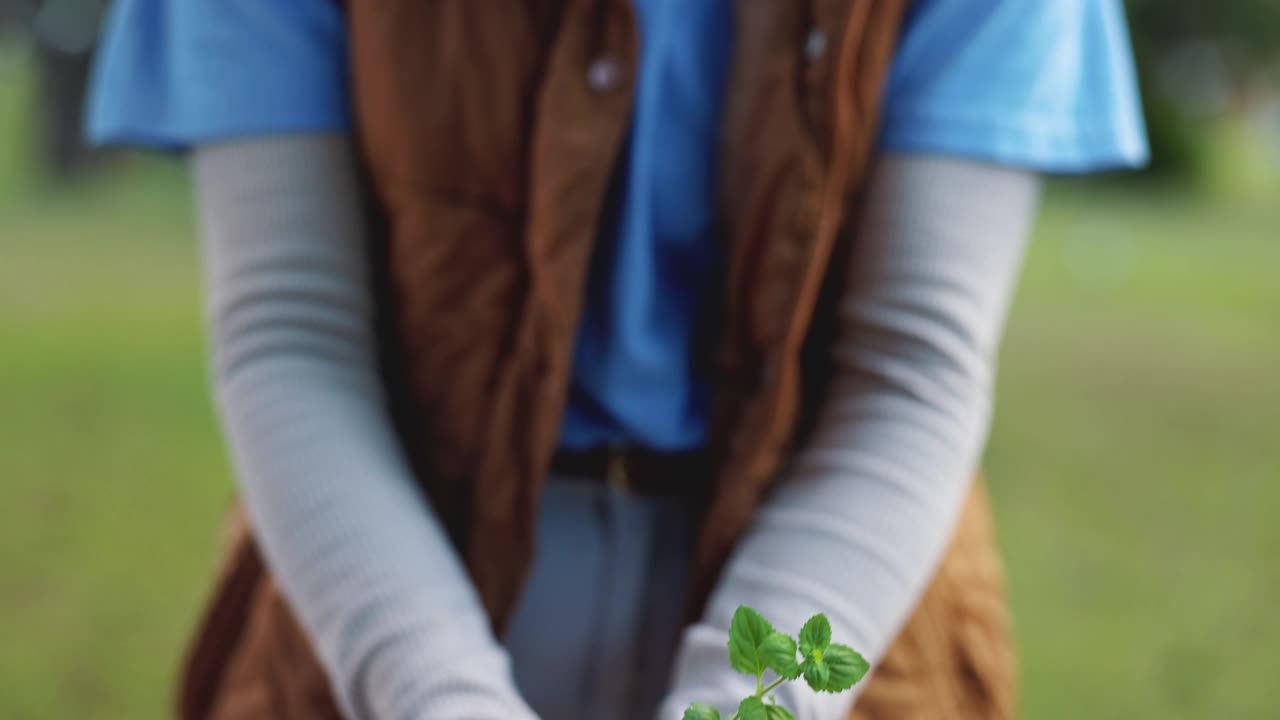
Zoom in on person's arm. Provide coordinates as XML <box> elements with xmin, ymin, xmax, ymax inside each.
<box><xmin>193</xmin><ymin>135</ymin><xmax>538</xmax><ymax>720</ymax></box>
<box><xmin>659</xmin><ymin>154</ymin><xmax>1040</xmax><ymax>719</ymax></box>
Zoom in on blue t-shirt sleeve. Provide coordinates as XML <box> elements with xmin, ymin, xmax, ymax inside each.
<box><xmin>86</xmin><ymin>0</ymin><xmax>351</xmax><ymax>148</ymax></box>
<box><xmin>878</xmin><ymin>0</ymin><xmax>1149</xmax><ymax>173</ymax></box>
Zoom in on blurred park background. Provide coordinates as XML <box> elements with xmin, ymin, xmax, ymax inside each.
<box><xmin>1</xmin><ymin>2</ymin><xmax>1277</xmax><ymax>718</ymax></box>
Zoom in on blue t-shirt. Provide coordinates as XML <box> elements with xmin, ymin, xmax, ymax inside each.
<box><xmin>88</xmin><ymin>0</ymin><xmax>1148</xmax><ymax>450</ymax></box>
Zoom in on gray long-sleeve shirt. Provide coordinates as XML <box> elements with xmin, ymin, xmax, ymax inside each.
<box><xmin>193</xmin><ymin>136</ymin><xmax>1038</xmax><ymax>719</ymax></box>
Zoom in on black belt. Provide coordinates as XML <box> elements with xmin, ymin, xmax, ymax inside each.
<box><xmin>549</xmin><ymin>445</ymin><xmax>709</xmax><ymax>497</ymax></box>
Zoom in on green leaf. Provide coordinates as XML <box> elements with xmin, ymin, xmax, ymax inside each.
<box><xmin>682</xmin><ymin>702</ymin><xmax>721</xmax><ymax>720</ymax></box>
<box><xmin>798</xmin><ymin>614</ymin><xmax>831</xmax><ymax>658</ymax></box>
<box><xmin>764</xmin><ymin>704</ymin><xmax>797</xmax><ymax>720</ymax></box>
<box><xmin>736</xmin><ymin>696</ymin><xmax>768</xmax><ymax>720</ymax></box>
<box><xmin>801</xmin><ymin>655</ymin><xmax>830</xmax><ymax>692</ymax></box>
<box><xmin>728</xmin><ymin>605</ymin><xmax>777</xmax><ymax>676</ymax></box>
<box><xmin>821</xmin><ymin>643</ymin><xmax>870</xmax><ymax>692</ymax></box>
<box><xmin>798</xmin><ymin>643</ymin><xmax>869</xmax><ymax>694</ymax></box>
<box><xmin>759</xmin><ymin>632</ymin><xmax>801</xmax><ymax>680</ymax></box>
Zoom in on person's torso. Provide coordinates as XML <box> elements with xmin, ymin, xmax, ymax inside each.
<box><xmin>345</xmin><ymin>0</ymin><xmax>909</xmax><ymax>621</ymax></box>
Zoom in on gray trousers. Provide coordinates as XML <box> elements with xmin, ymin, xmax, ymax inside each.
<box><xmin>503</xmin><ymin>477</ymin><xmax>698</xmax><ymax>720</ymax></box>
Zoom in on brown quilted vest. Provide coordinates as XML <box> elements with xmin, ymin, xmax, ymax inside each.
<box><xmin>179</xmin><ymin>1</ymin><xmax>1018</xmax><ymax>718</ymax></box>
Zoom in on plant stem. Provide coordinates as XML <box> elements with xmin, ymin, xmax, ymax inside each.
<box><xmin>761</xmin><ymin>676</ymin><xmax>788</xmax><ymax>695</ymax></box>
<box><xmin>727</xmin><ymin>675</ymin><xmax>793</xmax><ymax>720</ymax></box>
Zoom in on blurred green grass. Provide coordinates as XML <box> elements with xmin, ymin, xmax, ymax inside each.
<box><xmin>989</xmin><ymin>183</ymin><xmax>1279</xmax><ymax>719</ymax></box>
<box><xmin>2</xmin><ymin>63</ymin><xmax>1277</xmax><ymax>720</ymax></box>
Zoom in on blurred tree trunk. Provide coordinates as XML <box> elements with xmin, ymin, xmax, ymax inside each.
<box><xmin>14</xmin><ymin>0</ymin><xmax>107</xmax><ymax>184</ymax></box>
<box><xmin>35</xmin><ymin>40</ymin><xmax>94</xmax><ymax>182</ymax></box>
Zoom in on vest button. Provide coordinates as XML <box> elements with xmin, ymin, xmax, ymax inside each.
<box><xmin>586</xmin><ymin>56</ymin><xmax>623</xmax><ymax>92</ymax></box>
<box><xmin>804</xmin><ymin>28</ymin><xmax>828</xmax><ymax>63</ymax></box>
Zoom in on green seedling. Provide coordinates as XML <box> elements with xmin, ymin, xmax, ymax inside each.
<box><xmin>683</xmin><ymin>605</ymin><xmax>869</xmax><ymax>720</ymax></box>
